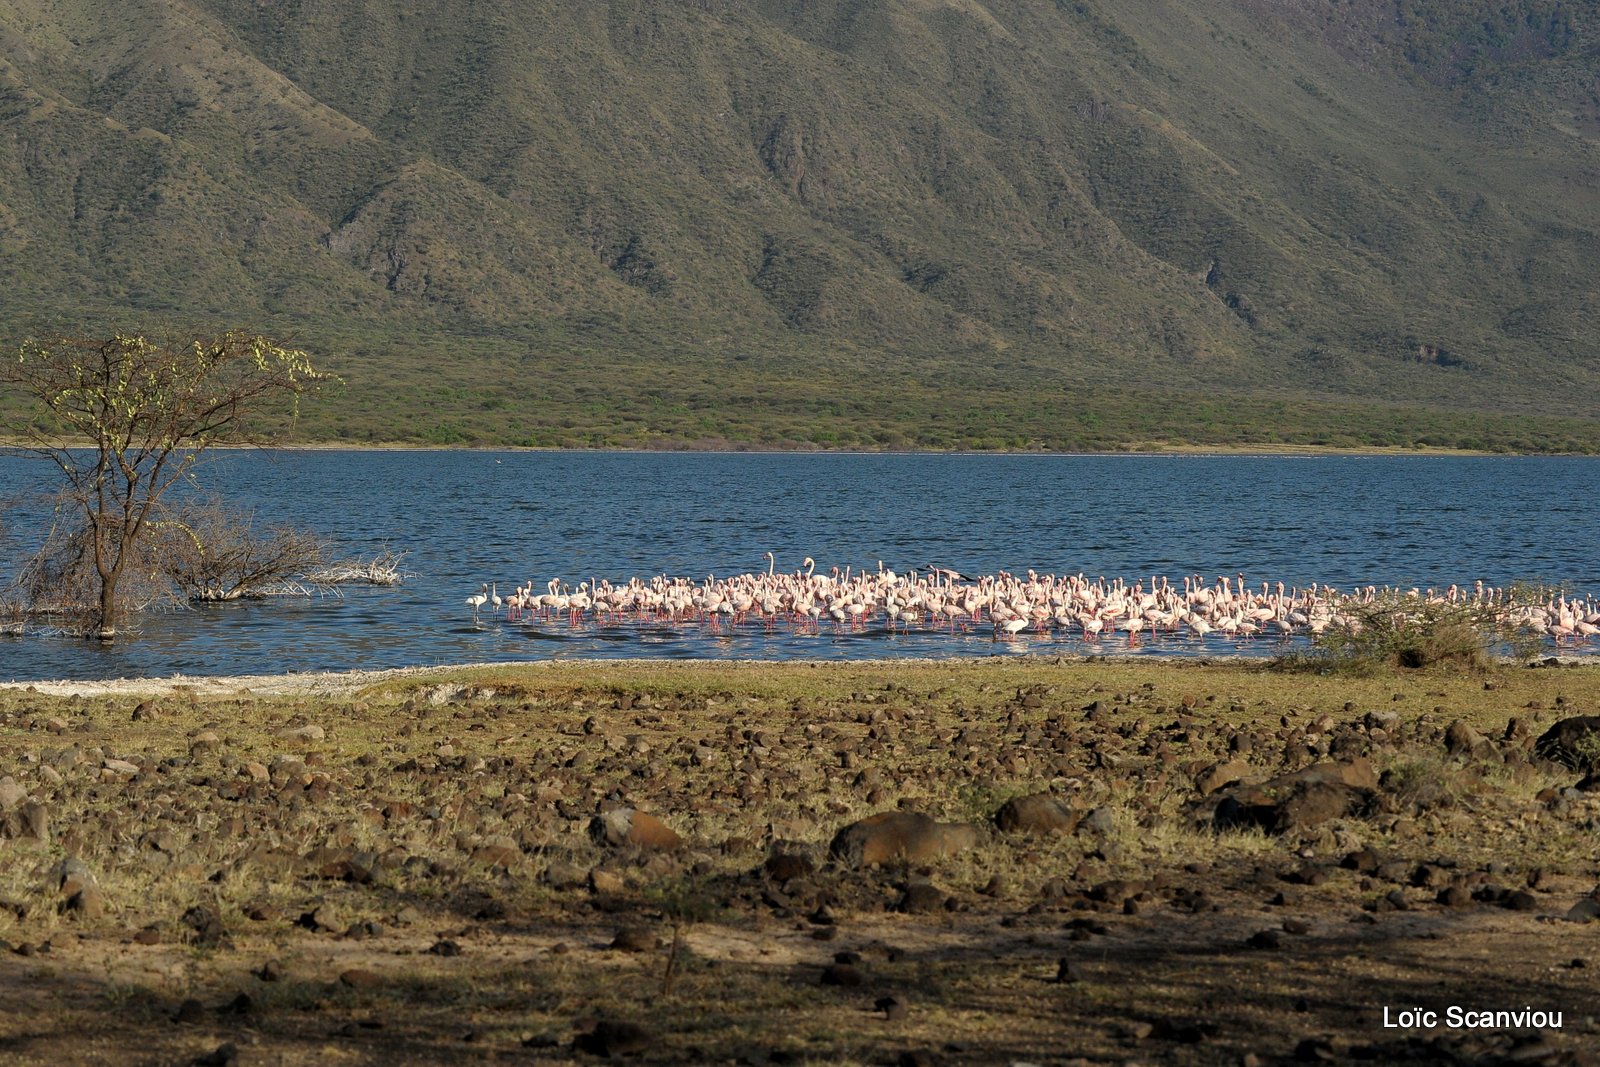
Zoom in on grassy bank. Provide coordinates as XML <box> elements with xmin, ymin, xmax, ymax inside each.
<box><xmin>0</xmin><ymin>658</ymin><xmax>1597</xmax><ymax>1064</ymax></box>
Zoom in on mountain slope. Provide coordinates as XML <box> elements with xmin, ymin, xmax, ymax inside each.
<box><xmin>1</xmin><ymin>0</ymin><xmax>1598</xmax><ymax>448</ymax></box>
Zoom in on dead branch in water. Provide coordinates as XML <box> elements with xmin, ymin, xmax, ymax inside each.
<box><xmin>306</xmin><ymin>548</ymin><xmax>410</xmax><ymax>587</ymax></box>
<box><xmin>156</xmin><ymin>500</ymin><xmax>329</xmax><ymax>603</ymax></box>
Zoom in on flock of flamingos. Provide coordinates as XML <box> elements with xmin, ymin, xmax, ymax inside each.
<box><xmin>465</xmin><ymin>555</ymin><xmax>1600</xmax><ymax>649</ymax></box>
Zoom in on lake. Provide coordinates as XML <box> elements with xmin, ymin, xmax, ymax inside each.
<box><xmin>1</xmin><ymin>451</ymin><xmax>1597</xmax><ymax>681</ymax></box>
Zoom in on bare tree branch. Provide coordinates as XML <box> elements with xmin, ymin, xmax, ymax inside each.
<box><xmin>1</xmin><ymin>329</ymin><xmax>333</xmax><ymax>639</ymax></box>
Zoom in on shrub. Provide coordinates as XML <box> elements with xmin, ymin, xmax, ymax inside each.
<box><xmin>1278</xmin><ymin>587</ymin><xmax>1550</xmax><ymax>674</ymax></box>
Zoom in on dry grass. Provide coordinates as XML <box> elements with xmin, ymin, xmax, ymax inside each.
<box><xmin>0</xmin><ymin>659</ymin><xmax>1597</xmax><ymax>1064</ymax></box>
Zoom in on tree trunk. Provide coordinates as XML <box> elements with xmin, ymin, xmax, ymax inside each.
<box><xmin>96</xmin><ymin>568</ymin><xmax>119</xmax><ymax>642</ymax></box>
<box><xmin>97</xmin><ymin>575</ymin><xmax>117</xmax><ymax>643</ymax></box>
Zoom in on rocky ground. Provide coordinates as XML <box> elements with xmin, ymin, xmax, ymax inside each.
<box><xmin>0</xmin><ymin>658</ymin><xmax>1597</xmax><ymax>1066</ymax></box>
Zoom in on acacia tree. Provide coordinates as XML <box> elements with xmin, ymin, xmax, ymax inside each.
<box><xmin>4</xmin><ymin>329</ymin><xmax>330</xmax><ymax>640</ymax></box>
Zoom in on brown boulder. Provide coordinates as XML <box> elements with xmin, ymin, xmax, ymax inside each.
<box><xmin>1195</xmin><ymin>759</ymin><xmax>1252</xmax><ymax>796</ymax></box>
<box><xmin>1212</xmin><ymin>759</ymin><xmax>1378</xmax><ymax>834</ymax></box>
<box><xmin>592</xmin><ymin>808</ymin><xmax>683</xmax><ymax>851</ymax></box>
<box><xmin>830</xmin><ymin>811</ymin><xmax>984</xmax><ymax>868</ymax></box>
<box><xmin>994</xmin><ymin>793</ymin><xmax>1081</xmax><ymax>835</ymax></box>
<box><xmin>1444</xmin><ymin>720</ymin><xmax>1489</xmax><ymax>757</ymax></box>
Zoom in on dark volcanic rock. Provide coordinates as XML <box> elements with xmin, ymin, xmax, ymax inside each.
<box><xmin>993</xmin><ymin>793</ymin><xmax>1080</xmax><ymax>835</ymax></box>
<box><xmin>577</xmin><ymin>1019</ymin><xmax>653</xmax><ymax>1057</ymax></box>
<box><xmin>1565</xmin><ymin>899</ymin><xmax>1600</xmax><ymax>924</ymax></box>
<box><xmin>1212</xmin><ymin>759</ymin><xmax>1377</xmax><ymax>834</ymax></box>
<box><xmin>610</xmin><ymin>927</ymin><xmax>657</xmax><ymax>953</ymax></box>
<box><xmin>897</xmin><ymin>880</ymin><xmax>948</xmax><ymax>914</ymax></box>
<box><xmin>1535</xmin><ymin>716</ymin><xmax>1600</xmax><ymax>770</ymax></box>
<box><xmin>821</xmin><ymin>962</ymin><xmax>864</xmax><ymax>987</ymax></box>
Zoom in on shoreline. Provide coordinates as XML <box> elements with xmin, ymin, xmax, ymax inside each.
<box><xmin>1</xmin><ymin>438</ymin><xmax>1575</xmax><ymax>457</ymax></box>
<box><xmin>6</xmin><ymin>652</ymin><xmax>1597</xmax><ymax>698</ymax></box>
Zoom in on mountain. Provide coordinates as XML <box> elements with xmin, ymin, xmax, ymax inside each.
<box><xmin>1</xmin><ymin>0</ymin><xmax>1598</xmax><ymax>449</ymax></box>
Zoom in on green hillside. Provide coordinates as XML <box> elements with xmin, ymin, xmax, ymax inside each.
<box><xmin>1</xmin><ymin>0</ymin><xmax>1598</xmax><ymax>449</ymax></box>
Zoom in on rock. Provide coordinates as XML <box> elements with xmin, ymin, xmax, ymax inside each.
<box><xmin>102</xmin><ymin>758</ymin><xmax>140</xmax><ymax>776</ymax></box>
<box><xmin>130</xmin><ymin>700</ymin><xmax>160</xmax><ymax>722</ymax></box>
<box><xmin>1444</xmin><ymin>720</ymin><xmax>1488</xmax><ymax>756</ymax></box>
<box><xmin>278</xmin><ymin>724</ymin><xmax>326</xmax><ymax>742</ymax></box>
<box><xmin>472</xmin><ymin>834</ymin><xmax>521</xmax><ymax>868</ymax></box>
<box><xmin>181</xmin><ymin>906</ymin><xmax>230</xmax><ymax>949</ymax></box>
<box><xmin>52</xmin><ymin>857</ymin><xmax>103</xmax><ymax>919</ymax></box>
<box><xmin>764</xmin><ymin>843</ymin><xmax>818</xmax><ymax>882</ymax></box>
<box><xmin>1079</xmin><ymin>806</ymin><xmax>1116</xmax><ymax>836</ymax></box>
<box><xmin>1341</xmin><ymin>848</ymin><xmax>1381</xmax><ymax>874</ymax></box>
<box><xmin>994</xmin><ymin>793</ymin><xmax>1081</xmax><ymax>835</ymax></box>
<box><xmin>192</xmin><ymin>1042</ymin><xmax>239</xmax><ymax>1067</ymax></box>
<box><xmin>1503</xmin><ymin>890</ymin><xmax>1539</xmax><ymax>912</ymax></box>
<box><xmin>427</xmin><ymin>939</ymin><xmax>462</xmax><ymax>957</ymax></box>
<box><xmin>544</xmin><ymin>860</ymin><xmax>588</xmax><ymax>890</ymax></box>
<box><xmin>338</xmin><ymin>968</ymin><xmax>382</xmax><ymax>989</ymax></box>
<box><xmin>589</xmin><ymin>868</ymin><xmax>627</xmax><ymax>895</ymax></box>
<box><xmin>189</xmin><ymin>730</ymin><xmax>222</xmax><ymax>755</ymax></box>
<box><xmin>1213</xmin><ymin>760</ymin><xmax>1377</xmax><ymax>834</ymax></box>
<box><xmin>1246</xmin><ymin>929</ymin><xmax>1282</xmax><ymax>949</ymax></box>
<box><xmin>610</xmin><ymin>927</ymin><xmax>657</xmax><ymax>952</ymax></box>
<box><xmin>1195</xmin><ymin>759</ymin><xmax>1251</xmax><ymax>796</ymax></box>
<box><xmin>62</xmin><ymin>885</ymin><xmax>104</xmax><ymax>920</ymax></box>
<box><xmin>172</xmin><ymin>997</ymin><xmax>206</xmax><ymax>1024</ymax></box>
<box><xmin>876</xmin><ymin>995</ymin><xmax>909</xmax><ymax>1020</ymax></box>
<box><xmin>302</xmin><ymin>846</ymin><xmax>375</xmax><ymax>883</ymax></box>
<box><xmin>820</xmin><ymin>962</ymin><xmax>864</xmax><ymax>986</ymax></box>
<box><xmin>897</xmin><ymin>880</ymin><xmax>947</xmax><ymax>914</ymax></box>
<box><xmin>0</xmin><ymin>777</ymin><xmax>26</xmax><ymax>810</ymax></box>
<box><xmin>297</xmin><ymin>903</ymin><xmax>342</xmax><ymax>933</ymax></box>
<box><xmin>4</xmin><ymin>800</ymin><xmax>48</xmax><ymax>843</ymax></box>
<box><xmin>1534</xmin><ymin>716</ymin><xmax>1600</xmax><ymax>770</ymax></box>
<box><xmin>1055</xmin><ymin>958</ymin><xmax>1085</xmax><ymax>984</ymax></box>
<box><xmin>1565</xmin><ymin>899</ymin><xmax>1600</xmax><ymax>924</ymax></box>
<box><xmin>592</xmin><ymin>808</ymin><xmax>683</xmax><ymax>851</ymax></box>
<box><xmin>829</xmin><ymin>811</ymin><xmax>984</xmax><ymax>868</ymax></box>
<box><xmin>576</xmin><ymin>1020</ymin><xmax>653</xmax><ymax>1057</ymax></box>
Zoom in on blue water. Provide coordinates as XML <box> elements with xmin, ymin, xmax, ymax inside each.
<box><xmin>1</xmin><ymin>451</ymin><xmax>1596</xmax><ymax>680</ymax></box>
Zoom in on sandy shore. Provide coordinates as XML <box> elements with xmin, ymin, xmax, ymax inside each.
<box><xmin>6</xmin><ymin>651</ymin><xmax>1594</xmax><ymax>699</ymax></box>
